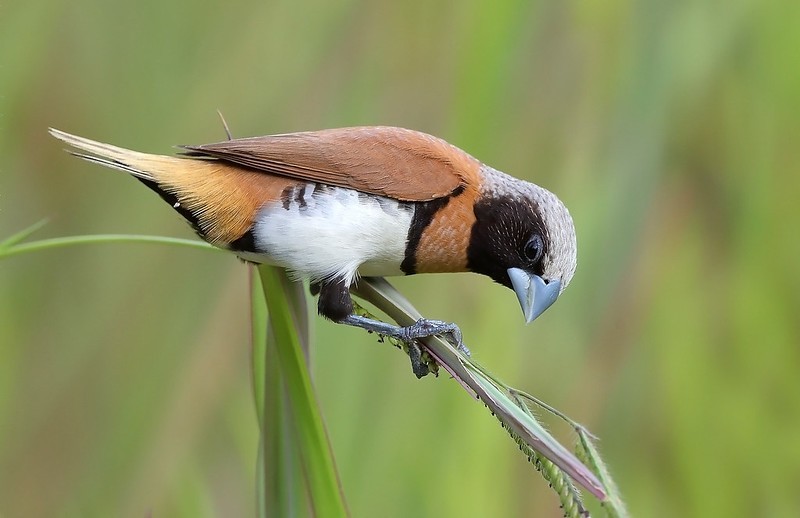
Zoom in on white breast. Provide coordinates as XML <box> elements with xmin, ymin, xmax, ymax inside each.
<box><xmin>247</xmin><ymin>184</ymin><xmax>414</xmax><ymax>284</ymax></box>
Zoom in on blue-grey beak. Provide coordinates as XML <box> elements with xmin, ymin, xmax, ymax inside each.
<box><xmin>507</xmin><ymin>268</ymin><xmax>561</xmax><ymax>323</ymax></box>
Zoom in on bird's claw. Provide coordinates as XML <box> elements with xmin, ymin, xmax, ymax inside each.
<box><xmin>339</xmin><ymin>314</ymin><xmax>470</xmax><ymax>378</ymax></box>
<box><xmin>406</xmin><ymin>341</ymin><xmax>430</xmax><ymax>379</ymax></box>
<box><xmin>400</xmin><ymin>319</ymin><xmax>471</xmax><ymax>357</ymax></box>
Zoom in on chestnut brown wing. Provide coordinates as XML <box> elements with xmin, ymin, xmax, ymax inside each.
<box><xmin>181</xmin><ymin>126</ymin><xmax>480</xmax><ymax>202</ymax></box>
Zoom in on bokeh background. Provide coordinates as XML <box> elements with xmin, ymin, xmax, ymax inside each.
<box><xmin>2</xmin><ymin>0</ymin><xmax>798</xmax><ymax>516</ymax></box>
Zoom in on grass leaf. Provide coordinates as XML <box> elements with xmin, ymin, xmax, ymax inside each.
<box><xmin>351</xmin><ymin>277</ymin><xmax>613</xmax><ymax>504</ymax></box>
<box><xmin>257</xmin><ymin>265</ymin><xmax>348</xmax><ymax>517</ymax></box>
<box><xmin>0</xmin><ymin>219</ymin><xmax>49</xmax><ymax>249</ymax></box>
<box><xmin>0</xmin><ymin>233</ymin><xmax>219</xmax><ymax>260</ymax></box>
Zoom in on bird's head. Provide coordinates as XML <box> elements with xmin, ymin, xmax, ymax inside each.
<box><xmin>467</xmin><ymin>166</ymin><xmax>577</xmax><ymax>323</ymax></box>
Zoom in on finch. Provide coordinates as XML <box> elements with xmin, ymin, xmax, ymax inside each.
<box><xmin>50</xmin><ymin>126</ymin><xmax>576</xmax><ymax>375</ymax></box>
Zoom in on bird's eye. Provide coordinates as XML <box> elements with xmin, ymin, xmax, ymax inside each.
<box><xmin>524</xmin><ymin>234</ymin><xmax>544</xmax><ymax>264</ymax></box>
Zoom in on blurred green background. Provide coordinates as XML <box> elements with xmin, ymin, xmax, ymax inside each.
<box><xmin>2</xmin><ymin>0</ymin><xmax>799</xmax><ymax>516</ymax></box>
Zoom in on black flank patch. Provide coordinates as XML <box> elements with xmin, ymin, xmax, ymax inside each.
<box><xmin>281</xmin><ymin>186</ymin><xmax>294</xmax><ymax>210</ymax></box>
<box><xmin>229</xmin><ymin>228</ymin><xmax>257</xmax><ymax>253</ymax></box>
<box><xmin>135</xmin><ymin>177</ymin><xmax>205</xmax><ymax>239</ymax></box>
<box><xmin>294</xmin><ymin>186</ymin><xmax>307</xmax><ymax>209</ymax></box>
<box><xmin>401</xmin><ymin>185</ymin><xmax>465</xmax><ymax>275</ymax></box>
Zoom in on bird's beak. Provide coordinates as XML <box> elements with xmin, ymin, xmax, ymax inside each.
<box><xmin>507</xmin><ymin>268</ymin><xmax>561</xmax><ymax>324</ymax></box>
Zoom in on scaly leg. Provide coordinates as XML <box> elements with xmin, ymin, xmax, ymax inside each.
<box><xmin>316</xmin><ymin>278</ymin><xmax>470</xmax><ymax>378</ymax></box>
<box><xmin>340</xmin><ymin>314</ymin><xmax>467</xmax><ymax>378</ymax></box>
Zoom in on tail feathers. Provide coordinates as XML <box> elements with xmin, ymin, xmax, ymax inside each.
<box><xmin>48</xmin><ymin>128</ymin><xmax>155</xmax><ymax>181</ymax></box>
<box><xmin>48</xmin><ymin>127</ymin><xmax>280</xmax><ymax>248</ymax></box>
<box><xmin>48</xmin><ymin>127</ymin><xmax>206</xmax><ymax>237</ymax></box>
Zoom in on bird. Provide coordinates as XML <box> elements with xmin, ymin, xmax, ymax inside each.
<box><xmin>49</xmin><ymin>126</ymin><xmax>577</xmax><ymax>376</ymax></box>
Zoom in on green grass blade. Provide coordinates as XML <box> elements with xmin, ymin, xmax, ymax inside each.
<box><xmin>576</xmin><ymin>430</ymin><xmax>629</xmax><ymax>518</ymax></box>
<box><xmin>0</xmin><ymin>233</ymin><xmax>219</xmax><ymax>260</ymax></box>
<box><xmin>251</xmin><ymin>268</ymin><xmax>271</xmax><ymax>518</ymax></box>
<box><xmin>257</xmin><ymin>265</ymin><xmax>348</xmax><ymax>518</ymax></box>
<box><xmin>0</xmin><ymin>219</ymin><xmax>49</xmax><ymax>249</ymax></box>
<box><xmin>351</xmin><ymin>277</ymin><xmax>609</xmax><ymax>502</ymax></box>
<box><xmin>255</xmin><ymin>439</ymin><xmax>267</xmax><ymax>518</ymax></box>
<box><xmin>252</xmin><ymin>266</ymin><xmax>305</xmax><ymax>518</ymax></box>
<box><xmin>251</xmin><ymin>266</ymin><xmax>268</xmax><ymax>427</ymax></box>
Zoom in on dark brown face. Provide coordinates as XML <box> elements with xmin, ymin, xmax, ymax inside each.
<box><xmin>466</xmin><ymin>195</ymin><xmax>550</xmax><ymax>288</ymax></box>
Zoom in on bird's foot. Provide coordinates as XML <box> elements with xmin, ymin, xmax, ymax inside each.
<box><xmin>340</xmin><ymin>315</ymin><xmax>470</xmax><ymax>378</ymax></box>
<box><xmin>405</xmin><ymin>340</ymin><xmax>429</xmax><ymax>379</ymax></box>
<box><xmin>395</xmin><ymin>318</ymin><xmax>470</xmax><ymax>357</ymax></box>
